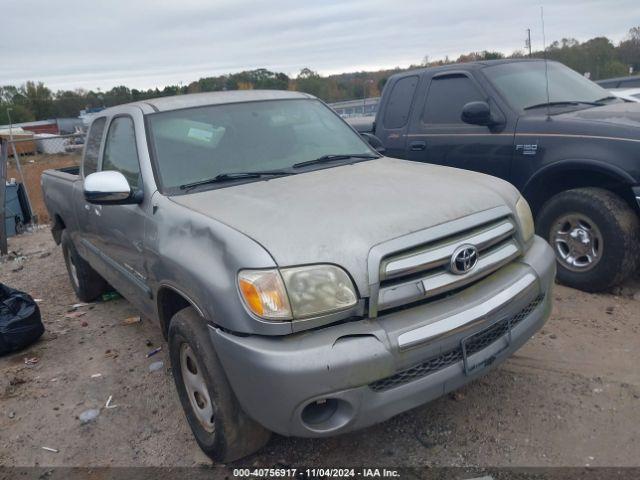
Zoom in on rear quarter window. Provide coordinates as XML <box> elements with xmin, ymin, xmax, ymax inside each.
<box><xmin>383</xmin><ymin>75</ymin><xmax>418</xmax><ymax>129</ymax></box>
<box><xmin>83</xmin><ymin>117</ymin><xmax>106</xmax><ymax>177</ymax></box>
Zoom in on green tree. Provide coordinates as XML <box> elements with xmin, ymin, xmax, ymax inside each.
<box><xmin>295</xmin><ymin>68</ymin><xmax>328</xmax><ymax>99</ymax></box>
<box><xmin>53</xmin><ymin>89</ymin><xmax>87</xmax><ymax>117</ymax></box>
<box><xmin>617</xmin><ymin>26</ymin><xmax>640</xmax><ymax>73</ymax></box>
<box><xmin>23</xmin><ymin>81</ymin><xmax>53</xmax><ymax>119</ymax></box>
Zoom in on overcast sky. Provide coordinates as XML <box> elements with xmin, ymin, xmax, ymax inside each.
<box><xmin>2</xmin><ymin>0</ymin><xmax>638</xmax><ymax>91</ymax></box>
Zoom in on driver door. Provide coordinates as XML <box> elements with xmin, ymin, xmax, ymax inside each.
<box><xmin>89</xmin><ymin>113</ymin><xmax>152</xmax><ymax>313</ymax></box>
<box><xmin>405</xmin><ymin>72</ymin><xmax>515</xmax><ymax>180</ymax></box>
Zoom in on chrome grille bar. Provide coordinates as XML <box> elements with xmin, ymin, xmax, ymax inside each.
<box><xmin>380</xmin><ymin>218</ymin><xmax>515</xmax><ymax>281</ymax></box>
<box><xmin>378</xmin><ymin>239</ymin><xmax>520</xmax><ymax>311</ymax></box>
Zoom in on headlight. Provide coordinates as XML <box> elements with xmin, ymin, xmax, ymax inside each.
<box><xmin>238</xmin><ymin>270</ymin><xmax>292</xmax><ymax>320</ymax></box>
<box><xmin>281</xmin><ymin>265</ymin><xmax>358</xmax><ymax>319</ymax></box>
<box><xmin>515</xmin><ymin>195</ymin><xmax>534</xmax><ymax>243</ymax></box>
<box><xmin>238</xmin><ymin>265</ymin><xmax>358</xmax><ymax>321</ymax></box>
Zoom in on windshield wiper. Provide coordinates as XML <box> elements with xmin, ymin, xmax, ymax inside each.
<box><xmin>594</xmin><ymin>95</ymin><xmax>618</xmax><ymax>103</ymax></box>
<box><xmin>292</xmin><ymin>153</ymin><xmax>379</xmax><ymax>169</ymax></box>
<box><xmin>179</xmin><ymin>170</ymin><xmax>293</xmax><ymax>190</ymax></box>
<box><xmin>523</xmin><ymin>100</ymin><xmax>602</xmax><ymax>111</ymax></box>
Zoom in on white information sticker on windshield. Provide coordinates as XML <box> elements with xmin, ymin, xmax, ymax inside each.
<box><xmin>187</xmin><ymin>127</ymin><xmax>214</xmax><ymax>142</ymax></box>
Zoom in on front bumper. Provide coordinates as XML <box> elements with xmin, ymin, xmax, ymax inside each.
<box><xmin>209</xmin><ymin>236</ymin><xmax>556</xmax><ymax>437</ymax></box>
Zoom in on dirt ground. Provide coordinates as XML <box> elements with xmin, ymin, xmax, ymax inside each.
<box><xmin>6</xmin><ymin>153</ymin><xmax>80</xmax><ymax>223</ymax></box>
<box><xmin>0</xmin><ymin>228</ymin><xmax>638</xmax><ymax>468</ymax></box>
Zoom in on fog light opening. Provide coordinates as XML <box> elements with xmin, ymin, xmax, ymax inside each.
<box><xmin>301</xmin><ymin>398</ymin><xmax>338</xmax><ymax>426</ymax></box>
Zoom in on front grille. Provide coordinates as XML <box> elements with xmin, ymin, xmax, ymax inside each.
<box><xmin>376</xmin><ymin>217</ymin><xmax>520</xmax><ymax>312</ymax></box>
<box><xmin>369</xmin><ymin>294</ymin><xmax>545</xmax><ymax>392</ymax></box>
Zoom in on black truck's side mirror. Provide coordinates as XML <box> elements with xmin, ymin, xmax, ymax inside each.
<box><xmin>461</xmin><ymin>101</ymin><xmax>502</xmax><ymax>126</ymax></box>
<box><xmin>360</xmin><ymin>132</ymin><xmax>386</xmax><ymax>154</ymax></box>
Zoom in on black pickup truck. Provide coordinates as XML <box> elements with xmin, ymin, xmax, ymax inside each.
<box><xmin>350</xmin><ymin>59</ymin><xmax>640</xmax><ymax>292</ymax></box>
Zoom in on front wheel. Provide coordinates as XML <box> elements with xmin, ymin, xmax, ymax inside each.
<box><xmin>536</xmin><ymin>188</ymin><xmax>640</xmax><ymax>292</ymax></box>
<box><xmin>168</xmin><ymin>307</ymin><xmax>271</xmax><ymax>462</ymax></box>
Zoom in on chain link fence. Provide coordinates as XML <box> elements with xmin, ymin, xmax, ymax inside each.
<box><xmin>1</xmin><ymin>133</ymin><xmax>85</xmax><ymax>254</ymax></box>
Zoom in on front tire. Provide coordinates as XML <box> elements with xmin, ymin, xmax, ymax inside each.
<box><xmin>61</xmin><ymin>230</ymin><xmax>109</xmax><ymax>302</ymax></box>
<box><xmin>536</xmin><ymin>188</ymin><xmax>640</xmax><ymax>292</ymax></box>
<box><xmin>168</xmin><ymin>307</ymin><xmax>271</xmax><ymax>462</ymax></box>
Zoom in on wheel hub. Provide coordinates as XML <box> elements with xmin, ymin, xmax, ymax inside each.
<box><xmin>180</xmin><ymin>343</ymin><xmax>215</xmax><ymax>432</ymax></box>
<box><xmin>551</xmin><ymin>214</ymin><xmax>603</xmax><ymax>272</ymax></box>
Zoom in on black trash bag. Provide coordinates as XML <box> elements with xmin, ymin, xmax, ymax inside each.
<box><xmin>0</xmin><ymin>283</ymin><xmax>44</xmax><ymax>355</ymax></box>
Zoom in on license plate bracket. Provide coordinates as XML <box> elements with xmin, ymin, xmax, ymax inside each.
<box><xmin>461</xmin><ymin>315</ymin><xmax>513</xmax><ymax>376</ymax></box>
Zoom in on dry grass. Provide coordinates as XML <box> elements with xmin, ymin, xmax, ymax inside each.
<box><xmin>7</xmin><ymin>153</ymin><xmax>81</xmax><ymax>223</ymax></box>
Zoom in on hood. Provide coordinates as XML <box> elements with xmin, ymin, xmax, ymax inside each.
<box><xmin>556</xmin><ymin>102</ymin><xmax>640</xmax><ymax>129</ymax></box>
<box><xmin>170</xmin><ymin>157</ymin><xmax>518</xmax><ymax>295</ymax></box>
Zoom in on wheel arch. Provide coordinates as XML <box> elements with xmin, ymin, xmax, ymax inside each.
<box><xmin>52</xmin><ymin>214</ymin><xmax>66</xmax><ymax>244</ymax></box>
<box><xmin>522</xmin><ymin>159</ymin><xmax>638</xmax><ymax>216</ymax></box>
<box><xmin>156</xmin><ymin>284</ymin><xmax>206</xmax><ymax>339</ymax></box>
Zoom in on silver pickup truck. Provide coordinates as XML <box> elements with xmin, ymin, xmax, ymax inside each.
<box><xmin>41</xmin><ymin>90</ymin><xmax>555</xmax><ymax>461</ymax></box>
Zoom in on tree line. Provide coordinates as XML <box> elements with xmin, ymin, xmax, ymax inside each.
<box><xmin>2</xmin><ymin>26</ymin><xmax>639</xmax><ymax>124</ymax></box>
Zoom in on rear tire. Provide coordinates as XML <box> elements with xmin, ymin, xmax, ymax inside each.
<box><xmin>168</xmin><ymin>307</ymin><xmax>271</xmax><ymax>462</ymax></box>
<box><xmin>536</xmin><ymin>188</ymin><xmax>640</xmax><ymax>292</ymax></box>
<box><xmin>61</xmin><ymin>230</ymin><xmax>109</xmax><ymax>302</ymax></box>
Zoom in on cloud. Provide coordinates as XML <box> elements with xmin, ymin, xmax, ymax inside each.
<box><xmin>2</xmin><ymin>0</ymin><xmax>638</xmax><ymax>90</ymax></box>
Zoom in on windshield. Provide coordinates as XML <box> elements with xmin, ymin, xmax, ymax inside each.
<box><xmin>483</xmin><ymin>61</ymin><xmax>614</xmax><ymax>112</ymax></box>
<box><xmin>147</xmin><ymin>98</ymin><xmax>375</xmax><ymax>192</ymax></box>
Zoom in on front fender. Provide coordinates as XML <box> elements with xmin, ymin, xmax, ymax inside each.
<box><xmin>146</xmin><ymin>194</ymin><xmax>292</xmax><ymax>335</ymax></box>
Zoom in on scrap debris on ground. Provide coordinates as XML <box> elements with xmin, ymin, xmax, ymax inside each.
<box><xmin>0</xmin><ymin>228</ymin><xmax>639</xmax><ymax>467</ymax></box>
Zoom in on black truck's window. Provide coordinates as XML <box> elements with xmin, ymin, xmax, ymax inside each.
<box><xmin>422</xmin><ymin>75</ymin><xmax>484</xmax><ymax>125</ymax></box>
<box><xmin>102</xmin><ymin>116</ymin><xmax>141</xmax><ymax>189</ymax></box>
<box><xmin>83</xmin><ymin>117</ymin><xmax>106</xmax><ymax>177</ymax></box>
<box><xmin>383</xmin><ymin>75</ymin><xmax>418</xmax><ymax>129</ymax></box>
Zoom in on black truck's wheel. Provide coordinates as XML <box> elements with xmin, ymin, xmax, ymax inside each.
<box><xmin>168</xmin><ymin>307</ymin><xmax>271</xmax><ymax>462</ymax></box>
<box><xmin>60</xmin><ymin>230</ymin><xmax>109</xmax><ymax>302</ymax></box>
<box><xmin>536</xmin><ymin>188</ymin><xmax>640</xmax><ymax>292</ymax></box>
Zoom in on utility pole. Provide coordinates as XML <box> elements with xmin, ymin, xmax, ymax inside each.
<box><xmin>7</xmin><ymin>107</ymin><xmax>14</xmax><ymax>143</ymax></box>
<box><xmin>526</xmin><ymin>28</ymin><xmax>532</xmax><ymax>56</ymax></box>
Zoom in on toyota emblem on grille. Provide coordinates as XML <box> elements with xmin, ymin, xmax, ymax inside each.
<box><xmin>450</xmin><ymin>244</ymin><xmax>478</xmax><ymax>274</ymax></box>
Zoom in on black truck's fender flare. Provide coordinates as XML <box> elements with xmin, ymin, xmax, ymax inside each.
<box><xmin>522</xmin><ymin>158</ymin><xmax>637</xmax><ymax>213</ymax></box>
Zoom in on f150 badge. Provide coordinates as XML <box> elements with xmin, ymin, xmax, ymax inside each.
<box><xmin>515</xmin><ymin>143</ymin><xmax>538</xmax><ymax>156</ymax></box>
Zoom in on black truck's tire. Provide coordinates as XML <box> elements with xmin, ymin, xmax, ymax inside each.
<box><xmin>60</xmin><ymin>230</ymin><xmax>109</xmax><ymax>302</ymax></box>
<box><xmin>536</xmin><ymin>188</ymin><xmax>640</xmax><ymax>292</ymax></box>
<box><xmin>168</xmin><ymin>307</ymin><xmax>271</xmax><ymax>462</ymax></box>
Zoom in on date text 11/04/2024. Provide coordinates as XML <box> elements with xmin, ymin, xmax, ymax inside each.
<box><xmin>232</xmin><ymin>468</ymin><xmax>401</xmax><ymax>478</ymax></box>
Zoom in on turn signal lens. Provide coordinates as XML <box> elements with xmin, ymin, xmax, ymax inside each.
<box><xmin>516</xmin><ymin>196</ymin><xmax>535</xmax><ymax>243</ymax></box>
<box><xmin>238</xmin><ymin>270</ymin><xmax>292</xmax><ymax>320</ymax></box>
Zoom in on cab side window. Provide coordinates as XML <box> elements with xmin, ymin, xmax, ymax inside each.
<box><xmin>422</xmin><ymin>75</ymin><xmax>485</xmax><ymax>125</ymax></box>
<box><xmin>83</xmin><ymin>117</ymin><xmax>106</xmax><ymax>177</ymax></box>
<box><xmin>102</xmin><ymin>116</ymin><xmax>142</xmax><ymax>189</ymax></box>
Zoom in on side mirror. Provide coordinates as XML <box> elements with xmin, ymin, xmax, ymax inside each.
<box><xmin>84</xmin><ymin>171</ymin><xmax>142</xmax><ymax>205</ymax></box>
<box><xmin>461</xmin><ymin>101</ymin><xmax>501</xmax><ymax>126</ymax></box>
<box><xmin>360</xmin><ymin>132</ymin><xmax>386</xmax><ymax>154</ymax></box>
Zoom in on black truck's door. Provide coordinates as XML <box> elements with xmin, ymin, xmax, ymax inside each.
<box><xmin>404</xmin><ymin>72</ymin><xmax>515</xmax><ymax>180</ymax></box>
<box><xmin>373</xmin><ymin>74</ymin><xmax>420</xmax><ymax>158</ymax></box>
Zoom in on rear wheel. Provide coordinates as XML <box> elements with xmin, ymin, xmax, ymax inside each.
<box><xmin>536</xmin><ymin>188</ymin><xmax>640</xmax><ymax>292</ymax></box>
<box><xmin>61</xmin><ymin>230</ymin><xmax>109</xmax><ymax>302</ymax></box>
<box><xmin>168</xmin><ymin>307</ymin><xmax>271</xmax><ymax>462</ymax></box>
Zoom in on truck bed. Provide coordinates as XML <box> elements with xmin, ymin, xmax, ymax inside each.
<box><xmin>41</xmin><ymin>166</ymin><xmax>82</xmax><ymax>242</ymax></box>
<box><xmin>45</xmin><ymin>165</ymin><xmax>80</xmax><ymax>178</ymax></box>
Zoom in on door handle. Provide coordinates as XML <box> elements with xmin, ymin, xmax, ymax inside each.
<box><xmin>409</xmin><ymin>141</ymin><xmax>426</xmax><ymax>151</ymax></box>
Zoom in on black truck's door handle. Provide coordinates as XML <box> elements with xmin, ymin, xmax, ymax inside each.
<box><xmin>409</xmin><ymin>141</ymin><xmax>426</xmax><ymax>151</ymax></box>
